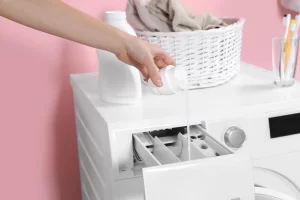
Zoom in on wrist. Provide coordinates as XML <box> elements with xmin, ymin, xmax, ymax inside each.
<box><xmin>111</xmin><ymin>31</ymin><xmax>132</xmax><ymax>55</ymax></box>
<box><xmin>98</xmin><ymin>23</ymin><xmax>133</xmax><ymax>55</ymax></box>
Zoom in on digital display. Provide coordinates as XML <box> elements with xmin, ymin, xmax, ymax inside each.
<box><xmin>269</xmin><ymin>113</ymin><xmax>300</xmax><ymax>138</ymax></box>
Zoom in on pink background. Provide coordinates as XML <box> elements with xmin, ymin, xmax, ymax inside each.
<box><xmin>0</xmin><ymin>0</ymin><xmax>296</xmax><ymax>200</ymax></box>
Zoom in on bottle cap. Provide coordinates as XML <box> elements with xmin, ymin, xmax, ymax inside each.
<box><xmin>105</xmin><ymin>11</ymin><xmax>126</xmax><ymax>23</ymax></box>
<box><xmin>148</xmin><ymin>65</ymin><xmax>188</xmax><ymax>95</ymax></box>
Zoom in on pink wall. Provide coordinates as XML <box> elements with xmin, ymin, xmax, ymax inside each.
<box><xmin>0</xmin><ymin>0</ymin><xmax>296</xmax><ymax>200</ymax></box>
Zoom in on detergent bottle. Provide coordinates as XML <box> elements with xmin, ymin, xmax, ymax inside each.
<box><xmin>96</xmin><ymin>11</ymin><xmax>142</xmax><ymax>105</ymax></box>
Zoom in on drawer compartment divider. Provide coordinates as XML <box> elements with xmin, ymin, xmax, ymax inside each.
<box><xmin>152</xmin><ymin>136</ymin><xmax>181</xmax><ymax>164</ymax></box>
<box><xmin>133</xmin><ymin>134</ymin><xmax>161</xmax><ymax>167</ymax></box>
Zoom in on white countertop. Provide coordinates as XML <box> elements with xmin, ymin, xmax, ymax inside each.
<box><xmin>70</xmin><ymin>62</ymin><xmax>300</xmax><ymax>131</ymax></box>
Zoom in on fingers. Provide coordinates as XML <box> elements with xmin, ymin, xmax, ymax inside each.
<box><xmin>163</xmin><ymin>56</ymin><xmax>176</xmax><ymax>66</ymax></box>
<box><xmin>152</xmin><ymin>47</ymin><xmax>176</xmax><ymax>66</ymax></box>
<box><xmin>158</xmin><ymin>53</ymin><xmax>176</xmax><ymax>66</ymax></box>
<box><xmin>139</xmin><ymin>66</ymin><xmax>149</xmax><ymax>81</ymax></box>
<box><xmin>144</xmin><ymin>55</ymin><xmax>163</xmax><ymax>87</ymax></box>
<box><xmin>155</xmin><ymin>59</ymin><xmax>167</xmax><ymax>69</ymax></box>
<box><xmin>125</xmin><ymin>57</ymin><xmax>149</xmax><ymax>79</ymax></box>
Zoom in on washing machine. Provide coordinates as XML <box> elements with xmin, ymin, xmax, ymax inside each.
<box><xmin>70</xmin><ymin>62</ymin><xmax>300</xmax><ymax>200</ymax></box>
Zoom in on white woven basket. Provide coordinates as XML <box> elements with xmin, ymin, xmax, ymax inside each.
<box><xmin>136</xmin><ymin>18</ymin><xmax>246</xmax><ymax>89</ymax></box>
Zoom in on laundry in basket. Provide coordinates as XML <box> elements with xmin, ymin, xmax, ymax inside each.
<box><xmin>126</xmin><ymin>0</ymin><xmax>245</xmax><ymax>89</ymax></box>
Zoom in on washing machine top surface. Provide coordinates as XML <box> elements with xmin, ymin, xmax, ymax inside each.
<box><xmin>70</xmin><ymin>62</ymin><xmax>300</xmax><ymax>131</ymax></box>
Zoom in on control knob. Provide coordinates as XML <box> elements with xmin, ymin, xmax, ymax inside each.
<box><xmin>224</xmin><ymin>126</ymin><xmax>246</xmax><ymax>148</ymax></box>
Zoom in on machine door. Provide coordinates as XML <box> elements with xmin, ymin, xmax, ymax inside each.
<box><xmin>253</xmin><ymin>151</ymin><xmax>300</xmax><ymax>200</ymax></box>
<box><xmin>255</xmin><ymin>187</ymin><xmax>297</xmax><ymax>200</ymax></box>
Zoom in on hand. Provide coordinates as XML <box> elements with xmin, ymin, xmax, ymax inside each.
<box><xmin>115</xmin><ymin>36</ymin><xmax>176</xmax><ymax>87</ymax></box>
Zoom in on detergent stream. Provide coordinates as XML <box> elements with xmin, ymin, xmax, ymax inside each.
<box><xmin>184</xmin><ymin>76</ymin><xmax>191</xmax><ymax>161</ymax></box>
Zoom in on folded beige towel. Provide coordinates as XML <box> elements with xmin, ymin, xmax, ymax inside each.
<box><xmin>126</xmin><ymin>0</ymin><xmax>227</xmax><ymax>32</ymax></box>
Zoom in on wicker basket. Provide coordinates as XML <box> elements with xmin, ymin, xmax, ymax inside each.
<box><xmin>136</xmin><ymin>18</ymin><xmax>245</xmax><ymax>89</ymax></box>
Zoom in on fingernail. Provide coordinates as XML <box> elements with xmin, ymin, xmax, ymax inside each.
<box><xmin>156</xmin><ymin>79</ymin><xmax>163</xmax><ymax>87</ymax></box>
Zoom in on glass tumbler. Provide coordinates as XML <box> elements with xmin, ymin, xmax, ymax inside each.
<box><xmin>272</xmin><ymin>36</ymin><xmax>299</xmax><ymax>87</ymax></box>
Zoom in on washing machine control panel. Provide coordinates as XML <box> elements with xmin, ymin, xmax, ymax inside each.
<box><xmin>204</xmin><ymin>108</ymin><xmax>300</xmax><ymax>159</ymax></box>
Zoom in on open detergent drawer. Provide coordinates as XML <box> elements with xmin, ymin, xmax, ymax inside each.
<box><xmin>131</xmin><ymin>125</ymin><xmax>256</xmax><ymax>200</ymax></box>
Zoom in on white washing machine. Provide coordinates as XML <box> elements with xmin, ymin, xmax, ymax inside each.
<box><xmin>70</xmin><ymin>62</ymin><xmax>300</xmax><ymax>200</ymax></box>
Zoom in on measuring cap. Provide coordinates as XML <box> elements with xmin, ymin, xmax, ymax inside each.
<box><xmin>148</xmin><ymin>65</ymin><xmax>188</xmax><ymax>95</ymax></box>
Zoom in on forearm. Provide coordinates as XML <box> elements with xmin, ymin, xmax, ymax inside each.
<box><xmin>0</xmin><ymin>0</ymin><xmax>128</xmax><ymax>54</ymax></box>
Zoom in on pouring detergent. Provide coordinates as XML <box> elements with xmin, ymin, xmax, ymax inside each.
<box><xmin>148</xmin><ymin>65</ymin><xmax>191</xmax><ymax>160</ymax></box>
<box><xmin>97</xmin><ymin>11</ymin><xmax>191</xmax><ymax>157</ymax></box>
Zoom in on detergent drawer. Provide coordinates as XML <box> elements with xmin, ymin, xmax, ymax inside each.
<box><xmin>130</xmin><ymin>125</ymin><xmax>256</xmax><ymax>200</ymax></box>
<box><xmin>133</xmin><ymin>125</ymin><xmax>232</xmax><ymax>166</ymax></box>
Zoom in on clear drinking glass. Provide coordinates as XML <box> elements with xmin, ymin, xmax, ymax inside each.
<box><xmin>272</xmin><ymin>36</ymin><xmax>299</xmax><ymax>87</ymax></box>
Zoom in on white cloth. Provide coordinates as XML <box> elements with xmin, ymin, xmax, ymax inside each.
<box><xmin>282</xmin><ymin>0</ymin><xmax>300</xmax><ymax>12</ymax></box>
<box><xmin>126</xmin><ymin>0</ymin><xmax>227</xmax><ymax>32</ymax></box>
<box><xmin>126</xmin><ymin>0</ymin><xmax>226</xmax><ymax>32</ymax></box>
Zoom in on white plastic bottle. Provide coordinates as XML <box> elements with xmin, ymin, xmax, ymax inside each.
<box><xmin>96</xmin><ymin>11</ymin><xmax>142</xmax><ymax>105</ymax></box>
<box><xmin>148</xmin><ymin>65</ymin><xmax>188</xmax><ymax>95</ymax></box>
